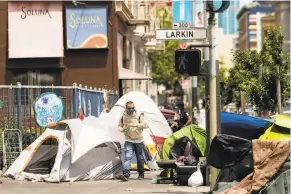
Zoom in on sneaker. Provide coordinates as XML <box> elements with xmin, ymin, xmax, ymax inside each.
<box><xmin>119</xmin><ymin>174</ymin><xmax>129</xmax><ymax>181</ymax></box>
<box><xmin>119</xmin><ymin>172</ymin><xmax>130</xmax><ymax>181</ymax></box>
<box><xmin>138</xmin><ymin>173</ymin><xmax>144</xmax><ymax>180</ymax></box>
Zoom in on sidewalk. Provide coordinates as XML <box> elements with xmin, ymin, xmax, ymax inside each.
<box><xmin>0</xmin><ymin>171</ymin><xmax>210</xmax><ymax>194</ymax></box>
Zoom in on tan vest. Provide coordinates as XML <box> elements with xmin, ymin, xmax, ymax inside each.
<box><xmin>121</xmin><ymin>112</ymin><xmax>143</xmax><ymax>141</ymax></box>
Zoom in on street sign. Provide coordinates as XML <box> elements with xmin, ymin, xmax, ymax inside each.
<box><xmin>172</xmin><ymin>22</ymin><xmax>191</xmax><ymax>29</ymax></box>
<box><xmin>156</xmin><ymin>28</ymin><xmax>207</xmax><ymax>40</ymax></box>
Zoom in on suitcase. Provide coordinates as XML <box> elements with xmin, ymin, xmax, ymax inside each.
<box><xmin>175</xmin><ymin>165</ymin><xmax>207</xmax><ymax>186</ymax></box>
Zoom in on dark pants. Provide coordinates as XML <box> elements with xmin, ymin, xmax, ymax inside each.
<box><xmin>123</xmin><ymin>141</ymin><xmax>145</xmax><ymax>176</ymax></box>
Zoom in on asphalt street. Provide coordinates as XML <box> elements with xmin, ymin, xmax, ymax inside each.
<box><xmin>0</xmin><ymin>171</ymin><xmax>210</xmax><ymax>194</ymax></box>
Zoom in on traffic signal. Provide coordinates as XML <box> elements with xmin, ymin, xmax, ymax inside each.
<box><xmin>175</xmin><ymin>49</ymin><xmax>201</xmax><ymax>76</ymax></box>
<box><xmin>207</xmin><ymin>1</ymin><xmax>230</xmax><ymax>13</ymax></box>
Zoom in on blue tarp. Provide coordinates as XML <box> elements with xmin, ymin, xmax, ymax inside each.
<box><xmin>220</xmin><ymin>112</ymin><xmax>271</xmax><ymax>140</ymax></box>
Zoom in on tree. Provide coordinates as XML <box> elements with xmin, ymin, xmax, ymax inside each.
<box><xmin>225</xmin><ymin>27</ymin><xmax>290</xmax><ymax>114</ymax></box>
<box><xmin>149</xmin><ymin>8</ymin><xmax>180</xmax><ymax>86</ymax></box>
<box><xmin>261</xmin><ymin>27</ymin><xmax>290</xmax><ymax>113</ymax></box>
<box><xmin>219</xmin><ymin>57</ymin><xmax>229</xmax><ymax>106</ymax></box>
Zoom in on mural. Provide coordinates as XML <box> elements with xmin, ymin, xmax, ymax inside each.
<box><xmin>34</xmin><ymin>92</ymin><xmax>64</xmax><ymax>127</ymax></box>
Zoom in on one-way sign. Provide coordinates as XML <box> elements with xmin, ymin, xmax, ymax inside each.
<box><xmin>156</xmin><ymin>28</ymin><xmax>207</xmax><ymax>40</ymax></box>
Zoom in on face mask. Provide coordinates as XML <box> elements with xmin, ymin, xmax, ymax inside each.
<box><xmin>126</xmin><ymin>108</ymin><xmax>135</xmax><ymax>115</ymax></box>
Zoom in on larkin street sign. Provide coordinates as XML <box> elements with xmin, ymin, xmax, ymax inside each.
<box><xmin>156</xmin><ymin>28</ymin><xmax>207</xmax><ymax>40</ymax></box>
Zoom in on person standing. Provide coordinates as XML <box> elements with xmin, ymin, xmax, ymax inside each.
<box><xmin>176</xmin><ymin>101</ymin><xmax>192</xmax><ymax>128</ymax></box>
<box><xmin>118</xmin><ymin>101</ymin><xmax>148</xmax><ymax>181</ymax></box>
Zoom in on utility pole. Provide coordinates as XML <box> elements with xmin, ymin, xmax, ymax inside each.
<box><xmin>191</xmin><ymin>0</ymin><xmax>198</xmax><ymax>124</ymax></box>
<box><xmin>203</xmin><ymin>0</ymin><xmax>210</xmax><ymax>186</ymax></box>
<box><xmin>207</xmin><ymin>1</ymin><xmax>218</xmax><ymax>189</ymax></box>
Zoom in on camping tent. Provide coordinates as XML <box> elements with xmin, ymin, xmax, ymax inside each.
<box><xmin>107</xmin><ymin>91</ymin><xmax>173</xmax><ymax>170</ymax></box>
<box><xmin>259</xmin><ymin>114</ymin><xmax>291</xmax><ymax>141</ymax></box>
<box><xmin>5</xmin><ymin>119</ymin><xmax>123</xmax><ymax>182</ymax></box>
<box><xmin>161</xmin><ymin>124</ymin><xmax>206</xmax><ymax>160</ymax></box>
<box><xmin>109</xmin><ymin>91</ymin><xmax>172</xmax><ymax>140</ymax></box>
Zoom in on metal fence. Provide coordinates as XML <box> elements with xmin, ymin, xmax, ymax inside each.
<box><xmin>0</xmin><ymin>83</ymin><xmax>118</xmax><ymax>155</ymax></box>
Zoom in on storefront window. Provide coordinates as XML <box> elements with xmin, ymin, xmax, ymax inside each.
<box><xmin>13</xmin><ymin>70</ymin><xmax>61</xmax><ymax>86</ymax></box>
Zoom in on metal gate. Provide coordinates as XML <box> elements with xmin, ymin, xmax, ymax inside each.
<box><xmin>2</xmin><ymin>129</ymin><xmax>22</xmax><ymax>172</ymax></box>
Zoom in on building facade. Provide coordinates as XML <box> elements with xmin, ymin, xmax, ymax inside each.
<box><xmin>237</xmin><ymin>3</ymin><xmax>274</xmax><ymax>51</ymax></box>
<box><xmin>261</xmin><ymin>14</ymin><xmax>276</xmax><ymax>42</ymax></box>
<box><xmin>273</xmin><ymin>1</ymin><xmax>290</xmax><ymax>53</ymax></box>
<box><xmin>0</xmin><ymin>1</ymin><xmax>159</xmax><ymax>101</ymax></box>
<box><xmin>218</xmin><ymin>0</ymin><xmax>240</xmax><ymax>35</ymax></box>
<box><xmin>1</xmin><ymin>1</ymin><xmax>119</xmax><ymax>88</ymax></box>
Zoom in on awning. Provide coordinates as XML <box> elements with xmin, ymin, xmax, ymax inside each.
<box><xmin>118</xmin><ymin>67</ymin><xmax>152</xmax><ymax>80</ymax></box>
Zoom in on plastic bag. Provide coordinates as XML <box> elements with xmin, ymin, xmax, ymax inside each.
<box><xmin>188</xmin><ymin>163</ymin><xmax>203</xmax><ymax>187</ymax></box>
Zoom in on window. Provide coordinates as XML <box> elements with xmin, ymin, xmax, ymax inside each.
<box><xmin>13</xmin><ymin>70</ymin><xmax>61</xmax><ymax>86</ymax></box>
<box><xmin>12</xmin><ymin>70</ymin><xmax>62</xmax><ymax>111</ymax></box>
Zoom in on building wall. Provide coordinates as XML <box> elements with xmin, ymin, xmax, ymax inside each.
<box><xmin>238</xmin><ymin>12</ymin><xmax>249</xmax><ymax>51</ymax></box>
<box><xmin>274</xmin><ymin>1</ymin><xmax>290</xmax><ymax>53</ymax></box>
<box><xmin>216</xmin><ymin>28</ymin><xmax>236</xmax><ymax>71</ymax></box>
<box><xmin>261</xmin><ymin>14</ymin><xmax>276</xmax><ymax>42</ymax></box>
<box><xmin>0</xmin><ymin>2</ymin><xmax>7</xmax><ymax>85</ymax></box>
<box><xmin>62</xmin><ymin>1</ymin><xmax>118</xmax><ymax>89</ymax></box>
<box><xmin>2</xmin><ymin>1</ymin><xmax>119</xmax><ymax>90</ymax></box>
<box><xmin>237</xmin><ymin>4</ymin><xmax>274</xmax><ymax>51</ymax></box>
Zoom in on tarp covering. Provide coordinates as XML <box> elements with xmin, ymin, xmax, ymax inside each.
<box><xmin>207</xmin><ymin>134</ymin><xmax>251</xmax><ymax>169</ymax></box>
<box><xmin>218</xmin><ymin>140</ymin><xmax>290</xmax><ymax>194</ymax></box>
<box><xmin>220</xmin><ymin>112</ymin><xmax>271</xmax><ymax>140</ymax></box>
<box><xmin>161</xmin><ymin>124</ymin><xmax>206</xmax><ymax>160</ymax></box>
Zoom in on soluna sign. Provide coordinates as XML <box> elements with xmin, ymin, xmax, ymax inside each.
<box><xmin>20</xmin><ymin>6</ymin><xmax>52</xmax><ymax>19</ymax></box>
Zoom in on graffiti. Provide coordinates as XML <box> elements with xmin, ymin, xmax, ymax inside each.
<box><xmin>34</xmin><ymin>92</ymin><xmax>64</xmax><ymax>127</ymax></box>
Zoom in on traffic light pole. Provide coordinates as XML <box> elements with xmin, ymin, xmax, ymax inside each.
<box><xmin>191</xmin><ymin>0</ymin><xmax>198</xmax><ymax>124</ymax></box>
<box><xmin>207</xmin><ymin>2</ymin><xmax>218</xmax><ymax>189</ymax></box>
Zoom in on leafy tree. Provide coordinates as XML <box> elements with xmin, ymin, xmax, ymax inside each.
<box><xmin>260</xmin><ymin>27</ymin><xmax>290</xmax><ymax>113</ymax></box>
<box><xmin>225</xmin><ymin>27</ymin><xmax>290</xmax><ymax>114</ymax></box>
<box><xmin>219</xmin><ymin>57</ymin><xmax>229</xmax><ymax>106</ymax></box>
<box><xmin>149</xmin><ymin>8</ymin><xmax>180</xmax><ymax>86</ymax></box>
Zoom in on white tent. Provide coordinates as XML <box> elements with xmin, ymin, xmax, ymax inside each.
<box><xmin>106</xmin><ymin>91</ymin><xmax>172</xmax><ymax>170</ymax></box>
<box><xmin>4</xmin><ymin>120</ymin><xmax>123</xmax><ymax>182</ymax></box>
<box><xmin>5</xmin><ymin>92</ymin><xmax>172</xmax><ymax>181</ymax></box>
<box><xmin>108</xmin><ymin>91</ymin><xmax>172</xmax><ymax>140</ymax></box>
